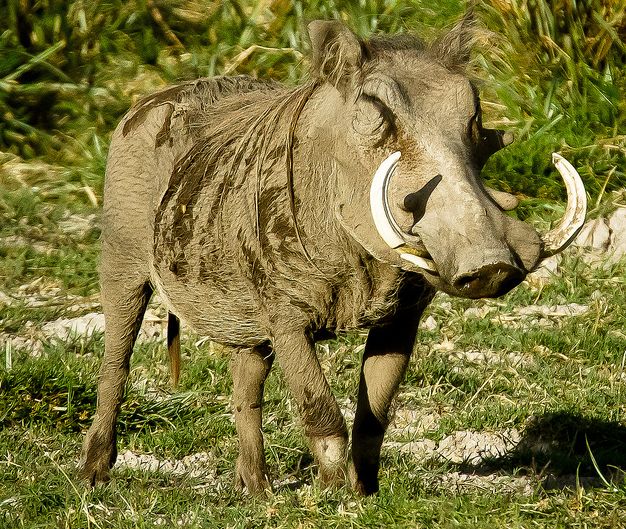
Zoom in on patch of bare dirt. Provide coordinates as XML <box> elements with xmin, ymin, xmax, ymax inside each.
<box><xmin>57</xmin><ymin>213</ymin><xmax>98</xmax><ymax>238</ymax></box>
<box><xmin>0</xmin><ymin>333</ymin><xmax>44</xmax><ymax>358</ymax></box>
<box><xmin>386</xmin><ymin>428</ymin><xmax>521</xmax><ymax>466</ymax></box>
<box><xmin>114</xmin><ymin>449</ymin><xmax>218</xmax><ymax>480</ymax></box>
<box><xmin>433</xmin><ymin>471</ymin><xmax>534</xmax><ymax>494</ymax></box>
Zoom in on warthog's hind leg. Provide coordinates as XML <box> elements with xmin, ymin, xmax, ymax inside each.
<box><xmin>79</xmin><ymin>279</ymin><xmax>153</xmax><ymax>485</ymax></box>
<box><xmin>230</xmin><ymin>344</ymin><xmax>274</xmax><ymax>495</ymax></box>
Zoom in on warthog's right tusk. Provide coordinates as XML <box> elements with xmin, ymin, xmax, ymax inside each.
<box><xmin>370</xmin><ymin>151</ymin><xmax>438</xmax><ymax>273</ymax></box>
<box><xmin>539</xmin><ymin>153</ymin><xmax>588</xmax><ymax>258</ymax></box>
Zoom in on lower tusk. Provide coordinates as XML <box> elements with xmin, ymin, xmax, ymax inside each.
<box><xmin>400</xmin><ymin>252</ymin><xmax>438</xmax><ymax>273</ymax></box>
<box><xmin>370</xmin><ymin>151</ymin><xmax>439</xmax><ymax>274</ymax></box>
<box><xmin>540</xmin><ymin>153</ymin><xmax>588</xmax><ymax>258</ymax></box>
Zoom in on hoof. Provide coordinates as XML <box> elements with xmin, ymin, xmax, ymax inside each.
<box><xmin>79</xmin><ymin>427</ymin><xmax>117</xmax><ymax>486</ymax></box>
<box><xmin>348</xmin><ymin>462</ymin><xmax>379</xmax><ymax>496</ymax></box>
<box><xmin>78</xmin><ymin>462</ymin><xmax>112</xmax><ymax>487</ymax></box>
<box><xmin>234</xmin><ymin>460</ymin><xmax>271</xmax><ymax>496</ymax></box>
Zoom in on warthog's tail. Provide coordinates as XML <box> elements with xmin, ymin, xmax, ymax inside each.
<box><xmin>167</xmin><ymin>312</ymin><xmax>181</xmax><ymax>387</ymax></box>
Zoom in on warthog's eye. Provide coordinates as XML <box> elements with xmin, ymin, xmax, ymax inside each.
<box><xmin>352</xmin><ymin>95</ymin><xmax>393</xmax><ymax>145</ymax></box>
<box><xmin>467</xmin><ymin>108</ymin><xmax>482</xmax><ymax>144</ymax></box>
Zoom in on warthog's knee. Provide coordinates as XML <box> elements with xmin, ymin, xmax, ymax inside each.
<box><xmin>310</xmin><ymin>434</ymin><xmax>349</xmax><ymax>486</ymax></box>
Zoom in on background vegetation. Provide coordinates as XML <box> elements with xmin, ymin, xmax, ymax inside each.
<box><xmin>0</xmin><ymin>0</ymin><xmax>625</xmax><ymax>527</ymax></box>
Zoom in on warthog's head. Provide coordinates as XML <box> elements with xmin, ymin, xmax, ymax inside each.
<box><xmin>307</xmin><ymin>19</ymin><xmax>586</xmax><ymax>298</ymax></box>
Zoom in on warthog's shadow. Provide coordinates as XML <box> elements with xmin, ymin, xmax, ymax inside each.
<box><xmin>460</xmin><ymin>412</ymin><xmax>626</xmax><ymax>489</ymax></box>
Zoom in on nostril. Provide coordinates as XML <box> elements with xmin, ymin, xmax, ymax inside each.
<box><xmin>452</xmin><ymin>263</ymin><xmax>525</xmax><ymax>298</ymax></box>
<box><xmin>452</xmin><ymin>271</ymin><xmax>482</xmax><ymax>290</ymax></box>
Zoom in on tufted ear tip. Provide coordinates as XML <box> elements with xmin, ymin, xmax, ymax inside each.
<box><xmin>430</xmin><ymin>10</ymin><xmax>481</xmax><ymax>68</ymax></box>
<box><xmin>307</xmin><ymin>19</ymin><xmax>363</xmax><ymax>86</ymax></box>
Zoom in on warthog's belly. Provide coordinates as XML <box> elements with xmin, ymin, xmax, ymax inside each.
<box><xmin>151</xmin><ymin>267</ymin><xmax>268</xmax><ymax>347</ymax></box>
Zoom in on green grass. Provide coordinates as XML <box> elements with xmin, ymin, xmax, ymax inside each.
<box><xmin>1</xmin><ymin>0</ymin><xmax>626</xmax><ymax>527</ymax></box>
<box><xmin>1</xmin><ymin>254</ymin><xmax>626</xmax><ymax>528</ymax></box>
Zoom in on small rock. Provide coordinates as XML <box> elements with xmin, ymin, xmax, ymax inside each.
<box><xmin>575</xmin><ymin>217</ymin><xmax>611</xmax><ymax>252</ymax></box>
<box><xmin>421</xmin><ymin>315</ymin><xmax>437</xmax><ymax>331</ymax></box>
<box><xmin>608</xmin><ymin>207</ymin><xmax>626</xmax><ymax>264</ymax></box>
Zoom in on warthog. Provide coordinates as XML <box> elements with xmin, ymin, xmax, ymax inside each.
<box><xmin>80</xmin><ymin>18</ymin><xmax>586</xmax><ymax>495</ymax></box>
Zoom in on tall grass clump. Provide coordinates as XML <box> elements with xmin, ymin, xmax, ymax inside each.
<box><xmin>0</xmin><ymin>0</ymin><xmax>464</xmax><ymax>164</ymax></box>
<box><xmin>477</xmin><ymin>0</ymin><xmax>626</xmax><ymax>201</ymax></box>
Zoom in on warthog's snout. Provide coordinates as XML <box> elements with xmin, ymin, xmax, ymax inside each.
<box><xmin>370</xmin><ymin>151</ymin><xmax>587</xmax><ymax>298</ymax></box>
<box><xmin>451</xmin><ymin>262</ymin><xmax>525</xmax><ymax>299</ymax></box>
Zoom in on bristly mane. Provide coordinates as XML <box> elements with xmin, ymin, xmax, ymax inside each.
<box><xmin>164</xmin><ymin>78</ymin><xmax>321</xmax><ymax>262</ymax></box>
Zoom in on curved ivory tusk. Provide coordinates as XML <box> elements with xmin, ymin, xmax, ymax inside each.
<box><xmin>369</xmin><ymin>151</ymin><xmax>438</xmax><ymax>273</ymax></box>
<box><xmin>540</xmin><ymin>153</ymin><xmax>588</xmax><ymax>257</ymax></box>
<box><xmin>369</xmin><ymin>151</ymin><xmax>405</xmax><ymax>248</ymax></box>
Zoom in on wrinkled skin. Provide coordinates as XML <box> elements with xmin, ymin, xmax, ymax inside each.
<box><xmin>80</xmin><ymin>19</ymin><xmax>545</xmax><ymax>495</ymax></box>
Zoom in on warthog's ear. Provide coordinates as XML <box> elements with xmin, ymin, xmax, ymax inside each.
<box><xmin>431</xmin><ymin>10</ymin><xmax>477</xmax><ymax>68</ymax></box>
<box><xmin>308</xmin><ymin>20</ymin><xmax>363</xmax><ymax>90</ymax></box>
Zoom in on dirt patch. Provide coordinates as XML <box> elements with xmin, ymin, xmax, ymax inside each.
<box><xmin>114</xmin><ymin>450</ymin><xmax>218</xmax><ymax>480</ymax></box>
<box><xmin>494</xmin><ymin>303</ymin><xmax>589</xmax><ymax>329</ymax></box>
<box><xmin>0</xmin><ymin>235</ymin><xmax>57</xmax><ymax>255</ymax></box>
<box><xmin>389</xmin><ymin>408</ymin><xmax>441</xmax><ymax>438</ymax></box>
<box><xmin>42</xmin><ymin>312</ymin><xmax>105</xmax><ymax>341</ymax></box>
<box><xmin>437</xmin><ymin>429</ymin><xmax>521</xmax><ymax>465</ymax></box>
<box><xmin>57</xmin><ymin>213</ymin><xmax>99</xmax><ymax>238</ymax></box>
<box><xmin>386</xmin><ymin>428</ymin><xmax>521</xmax><ymax>466</ymax></box>
<box><xmin>433</xmin><ymin>471</ymin><xmax>534</xmax><ymax>494</ymax></box>
<box><xmin>0</xmin><ymin>333</ymin><xmax>44</xmax><ymax>359</ymax></box>
<box><xmin>40</xmin><ymin>308</ymin><xmax>167</xmax><ymax>345</ymax></box>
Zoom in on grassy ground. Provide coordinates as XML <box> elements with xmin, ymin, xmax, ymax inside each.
<box><xmin>1</xmin><ymin>0</ymin><xmax>626</xmax><ymax>527</ymax></box>
<box><xmin>1</xmin><ymin>229</ymin><xmax>626</xmax><ymax>528</ymax></box>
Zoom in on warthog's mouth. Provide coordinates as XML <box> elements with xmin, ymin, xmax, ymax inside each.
<box><xmin>391</xmin><ymin>240</ymin><xmax>438</xmax><ymax>276</ymax></box>
<box><xmin>369</xmin><ymin>151</ymin><xmax>588</xmax><ymax>276</ymax></box>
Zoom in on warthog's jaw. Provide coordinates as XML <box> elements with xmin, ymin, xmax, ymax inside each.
<box><xmin>369</xmin><ymin>151</ymin><xmax>438</xmax><ymax>274</ymax></box>
<box><xmin>370</xmin><ymin>151</ymin><xmax>588</xmax><ymax>277</ymax></box>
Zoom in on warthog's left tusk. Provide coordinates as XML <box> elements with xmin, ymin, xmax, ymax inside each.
<box><xmin>370</xmin><ymin>151</ymin><xmax>438</xmax><ymax>273</ymax></box>
<box><xmin>539</xmin><ymin>153</ymin><xmax>588</xmax><ymax>258</ymax></box>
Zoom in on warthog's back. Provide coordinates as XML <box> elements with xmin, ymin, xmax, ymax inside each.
<box><xmin>102</xmin><ymin>76</ymin><xmax>278</xmax><ymax>259</ymax></box>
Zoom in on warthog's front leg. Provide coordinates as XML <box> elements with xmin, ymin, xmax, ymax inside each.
<box><xmin>272</xmin><ymin>330</ymin><xmax>348</xmax><ymax>486</ymax></box>
<box><xmin>79</xmin><ymin>278</ymin><xmax>153</xmax><ymax>485</ymax></box>
<box><xmin>230</xmin><ymin>344</ymin><xmax>274</xmax><ymax>494</ymax></box>
<box><xmin>350</xmin><ymin>313</ymin><xmax>421</xmax><ymax>496</ymax></box>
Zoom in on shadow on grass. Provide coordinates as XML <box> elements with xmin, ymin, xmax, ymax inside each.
<box><xmin>461</xmin><ymin>412</ymin><xmax>626</xmax><ymax>489</ymax></box>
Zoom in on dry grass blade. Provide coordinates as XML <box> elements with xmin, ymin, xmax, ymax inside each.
<box><xmin>223</xmin><ymin>45</ymin><xmax>304</xmax><ymax>75</ymax></box>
